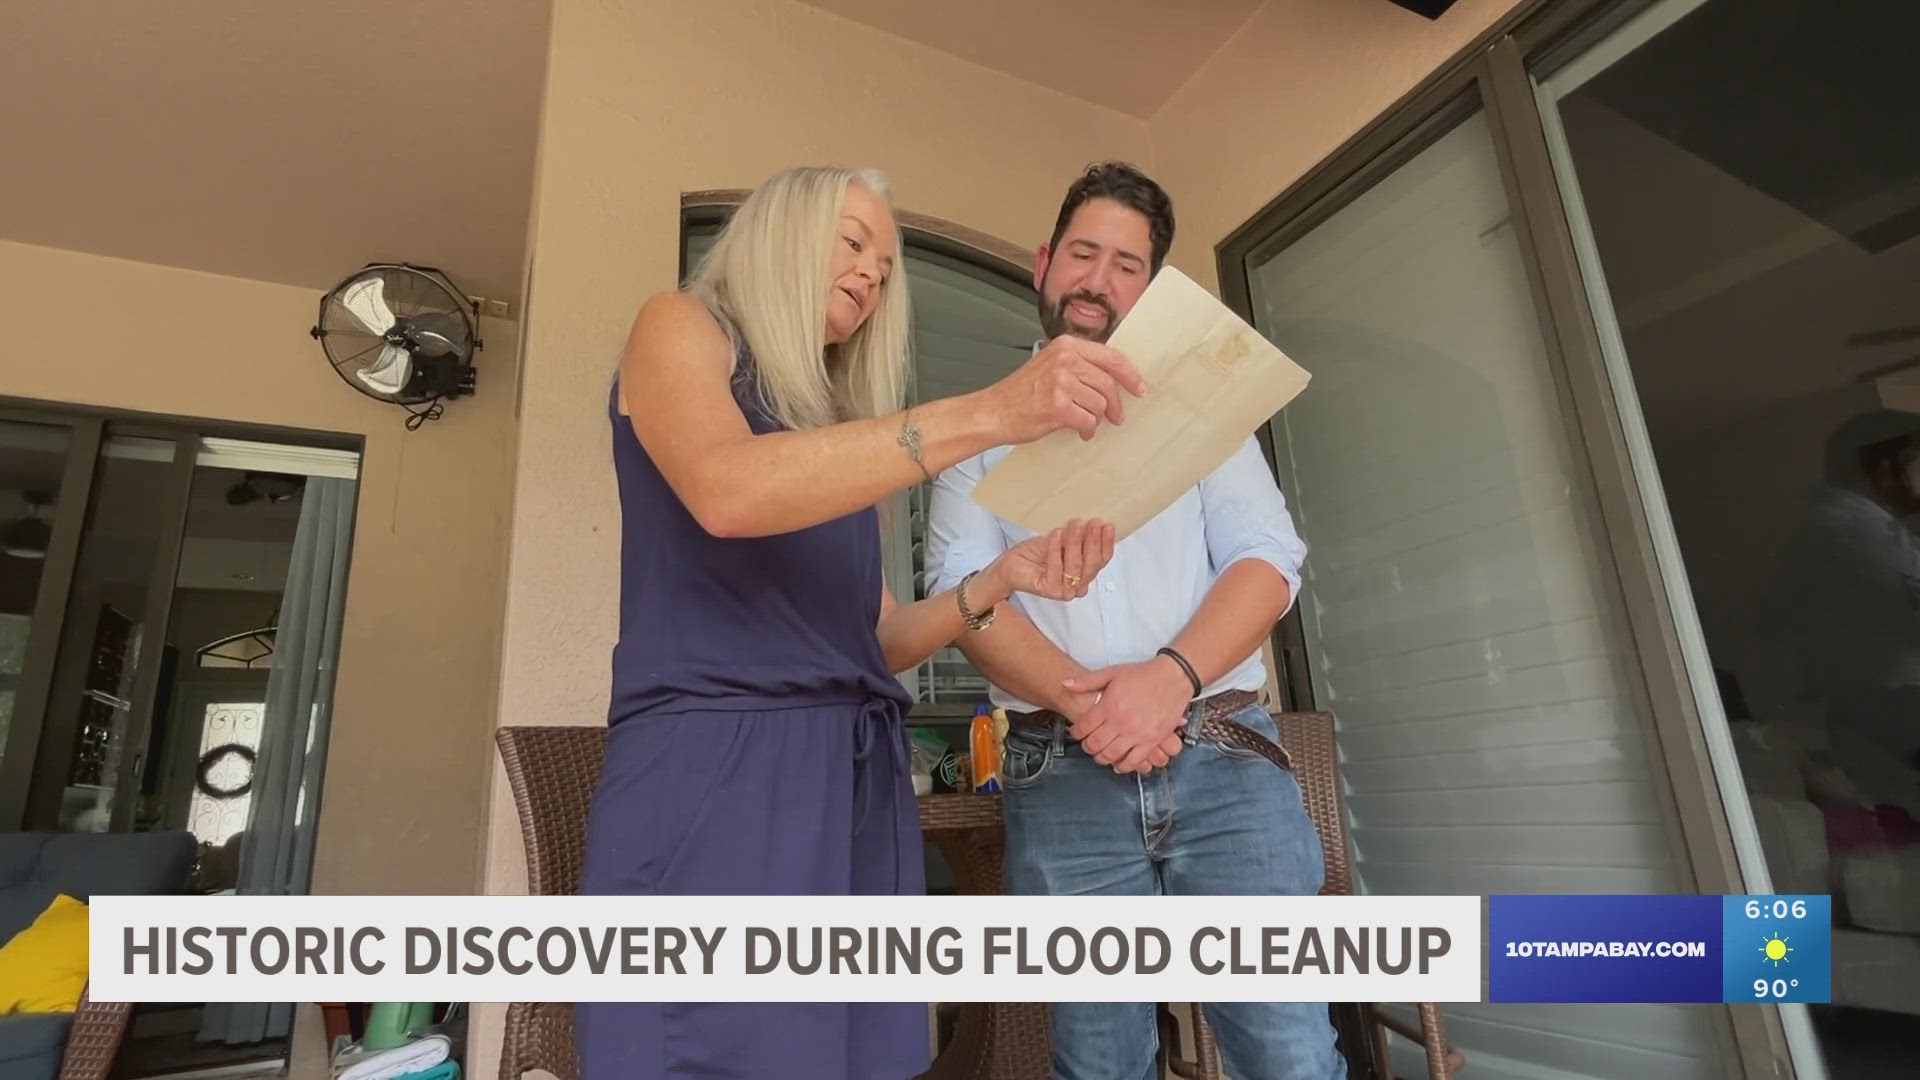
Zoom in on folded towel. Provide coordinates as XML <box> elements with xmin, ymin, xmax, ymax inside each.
<box><xmin>396</xmin><ymin>1062</ymin><xmax>460</xmax><ymax>1080</ymax></box>
<box><xmin>338</xmin><ymin>1034</ymin><xmax>451</xmax><ymax>1080</ymax></box>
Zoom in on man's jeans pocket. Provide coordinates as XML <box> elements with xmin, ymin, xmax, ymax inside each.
<box><xmin>1001</xmin><ymin>725</ymin><xmax>1059</xmax><ymax>789</ymax></box>
<box><xmin>1210</xmin><ymin>705</ymin><xmax>1286</xmax><ymax>763</ymax></box>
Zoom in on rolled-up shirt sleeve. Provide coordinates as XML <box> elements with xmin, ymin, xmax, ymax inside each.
<box><xmin>1200</xmin><ymin>435</ymin><xmax>1308</xmax><ymax>613</ymax></box>
<box><xmin>925</xmin><ymin>451</ymin><xmax>1007</xmax><ymax>595</ymax></box>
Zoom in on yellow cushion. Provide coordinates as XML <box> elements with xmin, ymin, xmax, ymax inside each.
<box><xmin>0</xmin><ymin>894</ymin><xmax>90</xmax><ymax>1013</ymax></box>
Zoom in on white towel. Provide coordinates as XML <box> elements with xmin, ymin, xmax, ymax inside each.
<box><xmin>337</xmin><ymin>1035</ymin><xmax>452</xmax><ymax>1080</ymax></box>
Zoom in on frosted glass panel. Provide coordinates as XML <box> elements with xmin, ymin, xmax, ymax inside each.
<box><xmin>1248</xmin><ymin>113</ymin><xmax>1718</xmax><ymax>1080</ymax></box>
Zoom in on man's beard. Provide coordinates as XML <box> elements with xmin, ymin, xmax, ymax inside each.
<box><xmin>1040</xmin><ymin>289</ymin><xmax>1117</xmax><ymax>343</ymax></box>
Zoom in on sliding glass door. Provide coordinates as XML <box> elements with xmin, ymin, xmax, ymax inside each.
<box><xmin>0</xmin><ymin>403</ymin><xmax>359</xmax><ymax>855</ymax></box>
<box><xmin>2</xmin><ymin>400</ymin><xmax>364</xmax><ymax>1061</ymax></box>
<box><xmin>1222</xmin><ymin>0</ymin><xmax>1914</xmax><ymax>1076</ymax></box>
<box><xmin>0</xmin><ymin>414</ymin><xmax>97</xmax><ymax>828</ymax></box>
<box><xmin>1242</xmin><ymin>103</ymin><xmax>1722</xmax><ymax>1080</ymax></box>
<box><xmin>1536</xmin><ymin>0</ymin><xmax>1920</xmax><ymax>1073</ymax></box>
<box><xmin>24</xmin><ymin>433</ymin><xmax>195</xmax><ymax>833</ymax></box>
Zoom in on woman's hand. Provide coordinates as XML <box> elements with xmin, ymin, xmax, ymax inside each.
<box><xmin>979</xmin><ymin>337</ymin><xmax>1147</xmax><ymax>443</ymax></box>
<box><xmin>877</xmin><ymin>519</ymin><xmax>1116</xmax><ymax>675</ymax></box>
<box><xmin>987</xmin><ymin>519</ymin><xmax>1116</xmax><ymax>602</ymax></box>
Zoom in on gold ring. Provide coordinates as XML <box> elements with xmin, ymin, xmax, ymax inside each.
<box><xmin>1065</xmin><ymin>573</ymin><xmax>1081</xmax><ymax>587</ymax></box>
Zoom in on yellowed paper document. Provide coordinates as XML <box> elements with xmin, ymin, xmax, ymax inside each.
<box><xmin>973</xmin><ymin>267</ymin><xmax>1310</xmax><ymax>539</ymax></box>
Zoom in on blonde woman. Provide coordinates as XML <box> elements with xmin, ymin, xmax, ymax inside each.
<box><xmin>582</xmin><ymin>165</ymin><xmax>1144</xmax><ymax>1078</ymax></box>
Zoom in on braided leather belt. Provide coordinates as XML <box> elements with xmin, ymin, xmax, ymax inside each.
<box><xmin>1008</xmin><ymin>688</ymin><xmax>1292</xmax><ymax>772</ymax></box>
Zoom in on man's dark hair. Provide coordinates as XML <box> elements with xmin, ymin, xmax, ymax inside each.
<box><xmin>1824</xmin><ymin>409</ymin><xmax>1920</xmax><ymax>482</ymax></box>
<box><xmin>1046</xmin><ymin>161</ymin><xmax>1175</xmax><ymax>273</ymax></box>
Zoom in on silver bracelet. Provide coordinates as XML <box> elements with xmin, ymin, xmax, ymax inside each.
<box><xmin>897</xmin><ymin>409</ymin><xmax>930</xmax><ymax>482</ymax></box>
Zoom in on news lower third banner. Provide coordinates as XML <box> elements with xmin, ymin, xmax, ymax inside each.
<box><xmin>85</xmin><ymin>894</ymin><xmax>1829</xmax><ymax>1005</ymax></box>
<box><xmin>91</xmin><ymin>896</ymin><xmax>1473</xmax><ymax>1003</ymax></box>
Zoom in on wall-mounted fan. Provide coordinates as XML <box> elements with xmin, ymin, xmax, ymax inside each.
<box><xmin>310</xmin><ymin>262</ymin><xmax>481</xmax><ymax>427</ymax></box>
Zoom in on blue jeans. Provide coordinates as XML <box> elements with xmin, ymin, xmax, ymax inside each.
<box><xmin>1001</xmin><ymin>700</ymin><xmax>1347</xmax><ymax>1080</ymax></box>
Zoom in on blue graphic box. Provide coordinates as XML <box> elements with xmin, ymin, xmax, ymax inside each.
<box><xmin>1489</xmin><ymin>895</ymin><xmax>1721</xmax><ymax>1003</ymax></box>
<box><xmin>1720</xmin><ymin>895</ymin><xmax>1830</xmax><ymax>1005</ymax></box>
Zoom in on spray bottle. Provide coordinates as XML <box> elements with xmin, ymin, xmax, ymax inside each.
<box><xmin>969</xmin><ymin>703</ymin><xmax>1002</xmax><ymax>793</ymax></box>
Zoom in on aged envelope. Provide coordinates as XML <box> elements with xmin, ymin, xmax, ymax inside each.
<box><xmin>973</xmin><ymin>266</ymin><xmax>1309</xmax><ymax>540</ymax></box>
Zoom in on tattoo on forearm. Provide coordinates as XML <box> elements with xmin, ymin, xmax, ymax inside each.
<box><xmin>898</xmin><ymin>410</ymin><xmax>930</xmax><ymax>481</ymax></box>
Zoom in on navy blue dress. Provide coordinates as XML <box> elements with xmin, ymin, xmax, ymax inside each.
<box><xmin>578</xmin><ymin>339</ymin><xmax>928</xmax><ymax>1079</ymax></box>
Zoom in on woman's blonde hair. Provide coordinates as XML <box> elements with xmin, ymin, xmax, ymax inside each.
<box><xmin>685</xmin><ymin>166</ymin><xmax>911</xmax><ymax>430</ymax></box>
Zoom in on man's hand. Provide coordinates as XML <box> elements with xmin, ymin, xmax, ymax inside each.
<box><xmin>1061</xmin><ymin>656</ymin><xmax>1192</xmax><ymax>774</ymax></box>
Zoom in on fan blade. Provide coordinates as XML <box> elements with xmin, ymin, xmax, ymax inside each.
<box><xmin>405</xmin><ymin>312</ymin><xmax>469</xmax><ymax>357</ymax></box>
<box><xmin>355</xmin><ymin>343</ymin><xmax>413</xmax><ymax>397</ymax></box>
<box><xmin>338</xmin><ymin>275</ymin><xmax>398</xmax><ymax>337</ymax></box>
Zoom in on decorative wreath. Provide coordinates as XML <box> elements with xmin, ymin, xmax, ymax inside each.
<box><xmin>195</xmin><ymin>743</ymin><xmax>257</xmax><ymax>799</ymax></box>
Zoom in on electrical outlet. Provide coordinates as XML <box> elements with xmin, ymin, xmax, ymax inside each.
<box><xmin>485</xmin><ymin>299</ymin><xmax>512</xmax><ymax>319</ymax></box>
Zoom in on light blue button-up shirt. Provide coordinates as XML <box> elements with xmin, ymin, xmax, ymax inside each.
<box><xmin>925</xmin><ymin>432</ymin><xmax>1309</xmax><ymax>713</ymax></box>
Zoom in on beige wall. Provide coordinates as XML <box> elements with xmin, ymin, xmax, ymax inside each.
<box><xmin>0</xmin><ymin>239</ymin><xmax>518</xmax><ymax>903</ymax></box>
<box><xmin>1151</xmin><ymin>0</ymin><xmax>1530</xmax><ymax>291</ymax></box>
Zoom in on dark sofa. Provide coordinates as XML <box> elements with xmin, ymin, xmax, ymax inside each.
<box><xmin>0</xmin><ymin>831</ymin><xmax>196</xmax><ymax>1080</ymax></box>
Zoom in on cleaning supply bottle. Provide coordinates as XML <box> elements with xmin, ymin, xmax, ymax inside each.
<box><xmin>362</xmin><ymin>1002</ymin><xmax>412</xmax><ymax>1051</ymax></box>
<box><xmin>362</xmin><ymin>1001</ymin><xmax>434</xmax><ymax>1050</ymax></box>
<box><xmin>969</xmin><ymin>704</ymin><xmax>1001</xmax><ymax>793</ymax></box>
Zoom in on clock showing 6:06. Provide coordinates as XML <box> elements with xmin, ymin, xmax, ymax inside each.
<box><xmin>1722</xmin><ymin>895</ymin><xmax>1830</xmax><ymax>1003</ymax></box>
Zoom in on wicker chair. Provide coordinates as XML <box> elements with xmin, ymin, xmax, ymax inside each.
<box><xmin>54</xmin><ymin>989</ymin><xmax>137</xmax><ymax>1080</ymax></box>
<box><xmin>1156</xmin><ymin>712</ymin><xmax>1464</xmax><ymax>1080</ymax></box>
<box><xmin>492</xmin><ymin>726</ymin><xmax>596</xmax><ymax>1080</ymax></box>
<box><xmin>491</xmin><ymin>726</ymin><xmax>1041</xmax><ymax>1080</ymax></box>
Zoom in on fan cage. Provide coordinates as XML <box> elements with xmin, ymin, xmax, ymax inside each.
<box><xmin>311</xmin><ymin>262</ymin><xmax>482</xmax><ymax>418</ymax></box>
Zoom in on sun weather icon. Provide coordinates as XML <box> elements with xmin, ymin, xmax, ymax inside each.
<box><xmin>1759</xmin><ymin>933</ymin><xmax>1792</xmax><ymax>968</ymax></box>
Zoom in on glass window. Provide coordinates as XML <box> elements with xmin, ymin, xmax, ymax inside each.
<box><xmin>1540</xmin><ymin>0</ymin><xmax>1920</xmax><ymax>1068</ymax></box>
<box><xmin>1247</xmin><ymin>111</ymin><xmax>1719</xmax><ymax>1077</ymax></box>
<box><xmin>185</xmin><ymin>701</ymin><xmax>264</xmax><ymax>851</ymax></box>
<box><xmin>0</xmin><ymin>419</ymin><xmax>75</xmax><ymax>793</ymax></box>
